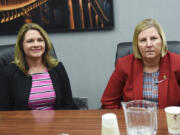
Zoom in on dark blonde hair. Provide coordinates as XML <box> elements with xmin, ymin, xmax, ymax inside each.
<box><xmin>133</xmin><ymin>18</ymin><xmax>168</xmax><ymax>59</ymax></box>
<box><xmin>14</xmin><ymin>23</ymin><xmax>58</xmax><ymax>74</ymax></box>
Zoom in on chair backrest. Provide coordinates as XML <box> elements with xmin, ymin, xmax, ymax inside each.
<box><xmin>0</xmin><ymin>44</ymin><xmax>57</xmax><ymax>70</ymax></box>
<box><xmin>73</xmin><ymin>97</ymin><xmax>88</xmax><ymax>110</ymax></box>
<box><xmin>115</xmin><ymin>41</ymin><xmax>180</xmax><ymax>65</ymax></box>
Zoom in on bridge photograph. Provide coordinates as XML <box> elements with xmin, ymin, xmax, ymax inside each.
<box><xmin>0</xmin><ymin>0</ymin><xmax>114</xmax><ymax>35</ymax></box>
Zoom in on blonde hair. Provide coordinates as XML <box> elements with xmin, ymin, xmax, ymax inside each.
<box><xmin>14</xmin><ymin>23</ymin><xmax>59</xmax><ymax>74</ymax></box>
<box><xmin>133</xmin><ymin>18</ymin><xmax>168</xmax><ymax>59</ymax></box>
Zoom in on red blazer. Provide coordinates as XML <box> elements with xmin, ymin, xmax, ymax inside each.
<box><xmin>101</xmin><ymin>51</ymin><xmax>180</xmax><ymax>109</ymax></box>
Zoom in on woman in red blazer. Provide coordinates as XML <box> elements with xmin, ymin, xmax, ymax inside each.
<box><xmin>101</xmin><ymin>18</ymin><xmax>180</xmax><ymax>109</ymax></box>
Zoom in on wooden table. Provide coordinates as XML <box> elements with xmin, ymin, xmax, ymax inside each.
<box><xmin>0</xmin><ymin>109</ymin><xmax>168</xmax><ymax>135</ymax></box>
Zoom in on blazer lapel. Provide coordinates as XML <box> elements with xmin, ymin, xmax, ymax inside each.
<box><xmin>158</xmin><ymin>54</ymin><xmax>169</xmax><ymax>108</ymax></box>
<box><xmin>133</xmin><ymin>59</ymin><xmax>143</xmax><ymax>100</ymax></box>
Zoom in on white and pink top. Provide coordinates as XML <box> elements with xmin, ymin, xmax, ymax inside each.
<box><xmin>28</xmin><ymin>71</ymin><xmax>56</xmax><ymax>110</ymax></box>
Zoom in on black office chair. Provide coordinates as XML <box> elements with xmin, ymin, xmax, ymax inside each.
<box><xmin>73</xmin><ymin>97</ymin><xmax>88</xmax><ymax>110</ymax></box>
<box><xmin>0</xmin><ymin>44</ymin><xmax>15</xmax><ymax>70</ymax></box>
<box><xmin>115</xmin><ymin>41</ymin><xmax>180</xmax><ymax>65</ymax></box>
<box><xmin>0</xmin><ymin>44</ymin><xmax>88</xmax><ymax>110</ymax></box>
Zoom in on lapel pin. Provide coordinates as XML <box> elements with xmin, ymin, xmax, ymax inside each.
<box><xmin>163</xmin><ymin>75</ymin><xmax>167</xmax><ymax>80</ymax></box>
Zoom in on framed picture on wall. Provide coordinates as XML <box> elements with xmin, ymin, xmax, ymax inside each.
<box><xmin>0</xmin><ymin>0</ymin><xmax>114</xmax><ymax>35</ymax></box>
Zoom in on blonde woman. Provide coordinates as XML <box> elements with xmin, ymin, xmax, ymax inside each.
<box><xmin>0</xmin><ymin>23</ymin><xmax>77</xmax><ymax>110</ymax></box>
<box><xmin>101</xmin><ymin>18</ymin><xmax>180</xmax><ymax>109</ymax></box>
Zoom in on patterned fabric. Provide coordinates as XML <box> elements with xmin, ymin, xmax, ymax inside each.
<box><xmin>143</xmin><ymin>71</ymin><xmax>159</xmax><ymax>104</ymax></box>
<box><xmin>28</xmin><ymin>71</ymin><xmax>56</xmax><ymax>110</ymax></box>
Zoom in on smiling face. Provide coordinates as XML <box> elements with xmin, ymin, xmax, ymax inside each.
<box><xmin>138</xmin><ymin>27</ymin><xmax>162</xmax><ymax>61</ymax></box>
<box><xmin>23</xmin><ymin>29</ymin><xmax>45</xmax><ymax>61</ymax></box>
